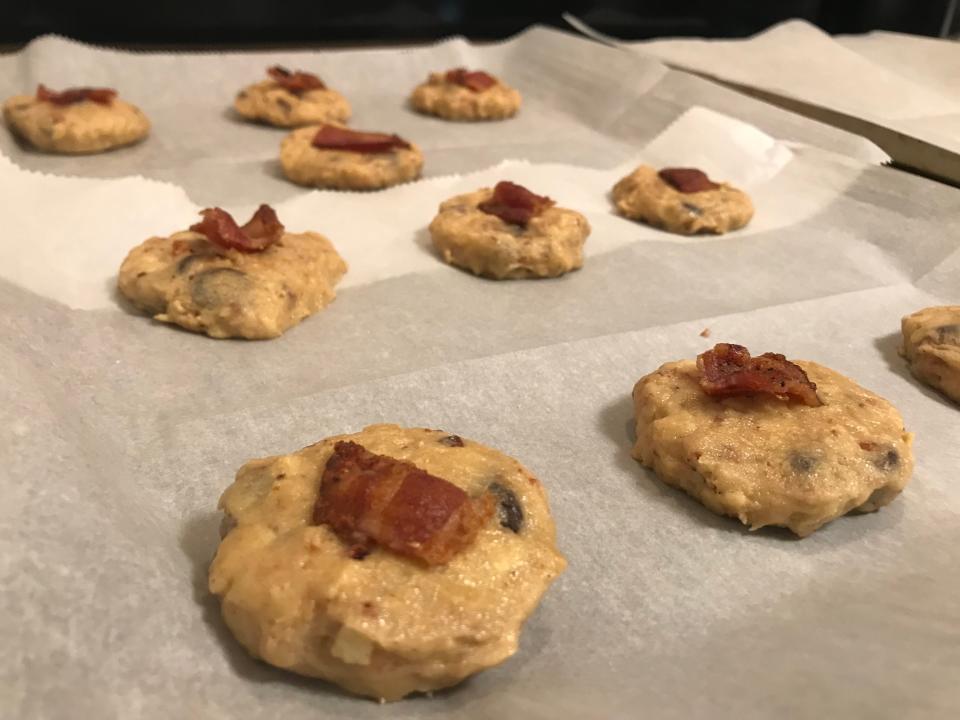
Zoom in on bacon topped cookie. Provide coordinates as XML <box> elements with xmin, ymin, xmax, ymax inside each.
<box><xmin>3</xmin><ymin>83</ymin><xmax>149</xmax><ymax>154</ymax></box>
<box><xmin>280</xmin><ymin>123</ymin><xmax>423</xmax><ymax>190</ymax></box>
<box><xmin>410</xmin><ymin>67</ymin><xmax>521</xmax><ymax>121</ymax></box>
<box><xmin>429</xmin><ymin>181</ymin><xmax>590</xmax><ymax>279</ymax></box>
<box><xmin>117</xmin><ymin>204</ymin><xmax>346</xmax><ymax>339</ymax></box>
<box><xmin>612</xmin><ymin>164</ymin><xmax>753</xmax><ymax>235</ymax></box>
<box><xmin>631</xmin><ymin>344</ymin><xmax>913</xmax><ymax>536</ymax></box>
<box><xmin>209</xmin><ymin>424</ymin><xmax>565</xmax><ymax>701</ymax></box>
<box><xmin>234</xmin><ymin>65</ymin><xmax>350</xmax><ymax>128</ymax></box>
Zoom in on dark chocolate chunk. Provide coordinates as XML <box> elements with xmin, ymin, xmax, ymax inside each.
<box><xmin>189</xmin><ymin>267</ymin><xmax>250</xmax><ymax>308</ymax></box>
<box><xmin>789</xmin><ymin>452</ymin><xmax>818</xmax><ymax>473</ymax></box>
<box><xmin>489</xmin><ymin>481</ymin><xmax>523</xmax><ymax>533</ymax></box>
<box><xmin>874</xmin><ymin>449</ymin><xmax>900</xmax><ymax>471</ymax></box>
<box><xmin>176</xmin><ymin>253</ymin><xmax>206</xmax><ymax>275</ymax></box>
<box><xmin>682</xmin><ymin>202</ymin><xmax>703</xmax><ymax>216</ymax></box>
<box><xmin>439</xmin><ymin>434</ymin><xmax>464</xmax><ymax>447</ymax></box>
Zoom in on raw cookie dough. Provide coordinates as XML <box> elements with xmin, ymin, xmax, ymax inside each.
<box><xmin>3</xmin><ymin>92</ymin><xmax>149</xmax><ymax>154</ymax></box>
<box><xmin>428</xmin><ymin>187</ymin><xmax>590</xmax><ymax>279</ymax></box>
<box><xmin>612</xmin><ymin>165</ymin><xmax>753</xmax><ymax>235</ymax></box>
<box><xmin>900</xmin><ymin>305</ymin><xmax>960</xmax><ymax>403</ymax></box>
<box><xmin>234</xmin><ymin>79</ymin><xmax>350</xmax><ymax>128</ymax></box>
<box><xmin>117</xmin><ymin>225</ymin><xmax>346</xmax><ymax>340</ymax></box>
<box><xmin>208</xmin><ymin>424</ymin><xmax>566</xmax><ymax>701</ymax></box>
<box><xmin>280</xmin><ymin>126</ymin><xmax>423</xmax><ymax>190</ymax></box>
<box><xmin>410</xmin><ymin>72</ymin><xmax>521</xmax><ymax>121</ymax></box>
<box><xmin>632</xmin><ymin>357</ymin><xmax>913</xmax><ymax>537</ymax></box>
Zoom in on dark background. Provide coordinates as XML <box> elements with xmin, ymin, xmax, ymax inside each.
<box><xmin>3</xmin><ymin>0</ymin><xmax>958</xmax><ymax>46</ymax></box>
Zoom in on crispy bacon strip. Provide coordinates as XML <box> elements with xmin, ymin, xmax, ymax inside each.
<box><xmin>189</xmin><ymin>204</ymin><xmax>284</xmax><ymax>253</ymax></box>
<box><xmin>478</xmin><ymin>180</ymin><xmax>555</xmax><ymax>226</ymax></box>
<box><xmin>315</xmin><ymin>441</ymin><xmax>495</xmax><ymax>565</ymax></box>
<box><xmin>267</xmin><ymin>66</ymin><xmax>326</xmax><ymax>93</ymax></box>
<box><xmin>36</xmin><ymin>84</ymin><xmax>116</xmax><ymax>106</ymax></box>
<box><xmin>658</xmin><ymin>168</ymin><xmax>719</xmax><ymax>193</ymax></box>
<box><xmin>445</xmin><ymin>68</ymin><xmax>497</xmax><ymax>92</ymax></box>
<box><xmin>311</xmin><ymin>124</ymin><xmax>411</xmax><ymax>154</ymax></box>
<box><xmin>697</xmin><ymin>343</ymin><xmax>821</xmax><ymax>406</ymax></box>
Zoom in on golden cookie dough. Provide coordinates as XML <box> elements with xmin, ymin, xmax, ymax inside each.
<box><xmin>3</xmin><ymin>93</ymin><xmax>149</xmax><ymax>154</ymax></box>
<box><xmin>428</xmin><ymin>188</ymin><xmax>590</xmax><ymax>279</ymax></box>
<box><xmin>280</xmin><ymin>126</ymin><xmax>423</xmax><ymax>190</ymax></box>
<box><xmin>208</xmin><ymin>424</ymin><xmax>566</xmax><ymax>701</ymax></box>
<box><xmin>612</xmin><ymin>165</ymin><xmax>753</xmax><ymax>235</ymax></box>
<box><xmin>900</xmin><ymin>305</ymin><xmax>960</xmax><ymax>403</ymax></box>
<box><xmin>117</xmin><ymin>227</ymin><xmax>346</xmax><ymax>340</ymax></box>
<box><xmin>410</xmin><ymin>72</ymin><xmax>521</xmax><ymax>121</ymax></box>
<box><xmin>632</xmin><ymin>358</ymin><xmax>913</xmax><ymax>537</ymax></box>
<box><xmin>234</xmin><ymin>79</ymin><xmax>350</xmax><ymax>128</ymax></box>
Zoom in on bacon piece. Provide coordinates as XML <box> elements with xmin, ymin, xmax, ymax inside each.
<box><xmin>311</xmin><ymin>124</ymin><xmax>411</xmax><ymax>154</ymax></box>
<box><xmin>478</xmin><ymin>181</ymin><xmax>555</xmax><ymax>227</ymax></box>
<box><xmin>444</xmin><ymin>68</ymin><xmax>497</xmax><ymax>92</ymax></box>
<box><xmin>267</xmin><ymin>66</ymin><xmax>326</xmax><ymax>94</ymax></box>
<box><xmin>658</xmin><ymin>168</ymin><xmax>720</xmax><ymax>193</ymax></box>
<box><xmin>189</xmin><ymin>204</ymin><xmax>284</xmax><ymax>253</ymax></box>
<box><xmin>315</xmin><ymin>441</ymin><xmax>495</xmax><ymax>565</ymax></box>
<box><xmin>36</xmin><ymin>84</ymin><xmax>116</xmax><ymax>106</ymax></box>
<box><xmin>696</xmin><ymin>343</ymin><xmax>821</xmax><ymax>406</ymax></box>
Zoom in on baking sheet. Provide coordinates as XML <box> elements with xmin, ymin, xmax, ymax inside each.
<box><xmin>571</xmin><ymin>17</ymin><xmax>960</xmax><ymax>182</ymax></box>
<box><xmin>2</xmin><ymin>26</ymin><xmax>960</xmax><ymax>720</ymax></box>
<box><xmin>0</xmin><ymin>26</ymin><xmax>887</xmax><ymax>207</ymax></box>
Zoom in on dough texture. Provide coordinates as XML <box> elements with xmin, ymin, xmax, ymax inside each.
<box><xmin>280</xmin><ymin>126</ymin><xmax>423</xmax><ymax>190</ymax></box>
<box><xmin>900</xmin><ymin>305</ymin><xmax>960</xmax><ymax>403</ymax></box>
<box><xmin>208</xmin><ymin>424</ymin><xmax>566</xmax><ymax>701</ymax></box>
<box><xmin>3</xmin><ymin>93</ymin><xmax>149</xmax><ymax>154</ymax></box>
<box><xmin>632</xmin><ymin>358</ymin><xmax>913</xmax><ymax>537</ymax></box>
<box><xmin>234</xmin><ymin>79</ymin><xmax>350</xmax><ymax>128</ymax></box>
<box><xmin>428</xmin><ymin>188</ymin><xmax>590</xmax><ymax>279</ymax></box>
<box><xmin>117</xmin><ymin>228</ymin><xmax>346</xmax><ymax>339</ymax></box>
<box><xmin>410</xmin><ymin>72</ymin><xmax>521</xmax><ymax>121</ymax></box>
<box><xmin>612</xmin><ymin>165</ymin><xmax>753</xmax><ymax>235</ymax></box>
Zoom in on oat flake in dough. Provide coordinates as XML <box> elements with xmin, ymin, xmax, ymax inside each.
<box><xmin>208</xmin><ymin>424</ymin><xmax>566</xmax><ymax>701</ymax></box>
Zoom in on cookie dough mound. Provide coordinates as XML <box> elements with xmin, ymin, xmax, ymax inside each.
<box><xmin>234</xmin><ymin>80</ymin><xmax>350</xmax><ymax>128</ymax></box>
<box><xmin>612</xmin><ymin>165</ymin><xmax>753</xmax><ymax>235</ymax></box>
<box><xmin>117</xmin><ymin>228</ymin><xmax>346</xmax><ymax>339</ymax></box>
<box><xmin>3</xmin><ymin>93</ymin><xmax>149</xmax><ymax>154</ymax></box>
<box><xmin>900</xmin><ymin>305</ymin><xmax>960</xmax><ymax>403</ymax></box>
<box><xmin>208</xmin><ymin>424</ymin><xmax>566</xmax><ymax>701</ymax></box>
<box><xmin>410</xmin><ymin>72</ymin><xmax>521</xmax><ymax>121</ymax></box>
<box><xmin>429</xmin><ymin>188</ymin><xmax>590</xmax><ymax>279</ymax></box>
<box><xmin>280</xmin><ymin>126</ymin><xmax>423</xmax><ymax>190</ymax></box>
<box><xmin>632</xmin><ymin>359</ymin><xmax>913</xmax><ymax>537</ymax></box>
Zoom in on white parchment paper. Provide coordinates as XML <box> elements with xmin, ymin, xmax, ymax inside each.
<box><xmin>631</xmin><ymin>19</ymin><xmax>960</xmax><ymax>166</ymax></box>
<box><xmin>1</xmin><ymin>27</ymin><xmax>959</xmax><ymax>720</ymax></box>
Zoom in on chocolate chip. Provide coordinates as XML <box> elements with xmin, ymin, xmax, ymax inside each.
<box><xmin>277</xmin><ymin>98</ymin><xmax>292</xmax><ymax>113</ymax></box>
<box><xmin>935</xmin><ymin>324</ymin><xmax>960</xmax><ymax>346</ymax></box>
<box><xmin>439</xmin><ymin>435</ymin><xmax>464</xmax><ymax>447</ymax></box>
<box><xmin>349</xmin><ymin>545</ymin><xmax>370</xmax><ymax>560</ymax></box>
<box><xmin>789</xmin><ymin>452</ymin><xmax>818</xmax><ymax>473</ymax></box>
<box><xmin>189</xmin><ymin>268</ymin><xmax>250</xmax><ymax>308</ymax></box>
<box><xmin>874</xmin><ymin>449</ymin><xmax>900</xmax><ymax>471</ymax></box>
<box><xmin>682</xmin><ymin>202</ymin><xmax>703</xmax><ymax>216</ymax></box>
<box><xmin>489</xmin><ymin>481</ymin><xmax>523</xmax><ymax>533</ymax></box>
